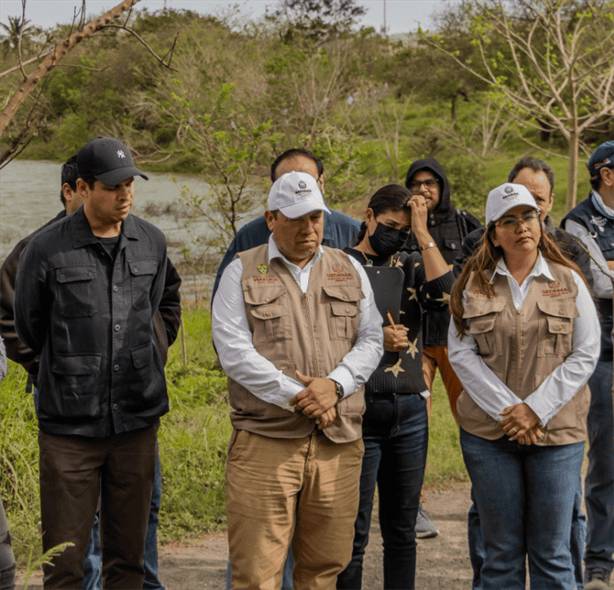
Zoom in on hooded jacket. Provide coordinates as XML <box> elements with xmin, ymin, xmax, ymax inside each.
<box><xmin>403</xmin><ymin>158</ymin><xmax>482</xmax><ymax>346</ymax></box>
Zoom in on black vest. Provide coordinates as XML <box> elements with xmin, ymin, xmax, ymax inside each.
<box><xmin>563</xmin><ymin>194</ymin><xmax>613</xmax><ymax>361</ymax></box>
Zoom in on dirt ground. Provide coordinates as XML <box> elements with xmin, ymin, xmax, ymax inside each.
<box><xmin>16</xmin><ymin>482</ymin><xmax>473</xmax><ymax>590</ymax></box>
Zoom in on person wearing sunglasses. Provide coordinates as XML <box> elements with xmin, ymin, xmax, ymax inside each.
<box><xmin>449</xmin><ymin>183</ymin><xmax>600</xmax><ymax>590</ymax></box>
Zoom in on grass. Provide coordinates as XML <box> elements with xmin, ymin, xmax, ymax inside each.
<box><xmin>0</xmin><ymin>301</ymin><xmax>470</xmax><ymax>566</ymax></box>
<box><xmin>423</xmin><ymin>375</ymin><xmax>469</xmax><ymax>489</ymax></box>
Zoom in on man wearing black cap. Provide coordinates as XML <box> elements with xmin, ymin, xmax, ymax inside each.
<box><xmin>562</xmin><ymin>140</ymin><xmax>614</xmax><ymax>590</ymax></box>
<box><xmin>14</xmin><ymin>137</ymin><xmax>171</xmax><ymax>590</ymax></box>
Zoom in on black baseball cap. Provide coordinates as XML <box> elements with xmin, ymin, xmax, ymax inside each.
<box><xmin>588</xmin><ymin>140</ymin><xmax>614</xmax><ymax>178</ymax></box>
<box><xmin>77</xmin><ymin>136</ymin><xmax>148</xmax><ymax>185</ymax></box>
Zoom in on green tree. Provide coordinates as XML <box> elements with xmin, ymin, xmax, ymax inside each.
<box><xmin>424</xmin><ymin>0</ymin><xmax>614</xmax><ymax>210</ymax></box>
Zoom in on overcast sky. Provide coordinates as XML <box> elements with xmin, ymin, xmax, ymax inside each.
<box><xmin>1</xmin><ymin>0</ymin><xmax>458</xmax><ymax>35</ymax></box>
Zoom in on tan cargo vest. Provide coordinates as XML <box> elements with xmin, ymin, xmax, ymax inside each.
<box><xmin>227</xmin><ymin>244</ymin><xmax>367</xmax><ymax>443</ymax></box>
<box><xmin>457</xmin><ymin>262</ymin><xmax>590</xmax><ymax>445</ymax></box>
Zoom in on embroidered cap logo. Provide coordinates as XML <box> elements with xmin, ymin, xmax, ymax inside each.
<box><xmin>117</xmin><ymin>150</ymin><xmax>126</xmax><ymax>159</ymax></box>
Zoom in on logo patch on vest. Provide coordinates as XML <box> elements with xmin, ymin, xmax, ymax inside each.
<box><xmin>590</xmin><ymin>215</ymin><xmax>607</xmax><ymax>233</ymax></box>
<box><xmin>542</xmin><ymin>283</ymin><xmax>568</xmax><ymax>297</ymax></box>
<box><xmin>257</xmin><ymin>265</ymin><xmax>268</xmax><ymax>275</ymax></box>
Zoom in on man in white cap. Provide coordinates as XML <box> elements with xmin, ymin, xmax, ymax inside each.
<box><xmin>212</xmin><ymin>171</ymin><xmax>383</xmax><ymax>590</ymax></box>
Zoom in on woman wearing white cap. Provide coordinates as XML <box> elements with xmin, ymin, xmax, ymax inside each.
<box><xmin>448</xmin><ymin>183</ymin><xmax>600</xmax><ymax>590</ymax></box>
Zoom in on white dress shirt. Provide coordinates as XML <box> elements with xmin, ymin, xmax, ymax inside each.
<box><xmin>212</xmin><ymin>236</ymin><xmax>383</xmax><ymax>412</ymax></box>
<box><xmin>564</xmin><ymin>190</ymin><xmax>614</xmax><ymax>299</ymax></box>
<box><xmin>448</xmin><ymin>253</ymin><xmax>600</xmax><ymax>426</ymax></box>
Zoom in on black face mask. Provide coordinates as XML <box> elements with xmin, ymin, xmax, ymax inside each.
<box><xmin>368</xmin><ymin>222</ymin><xmax>406</xmax><ymax>257</ymax></box>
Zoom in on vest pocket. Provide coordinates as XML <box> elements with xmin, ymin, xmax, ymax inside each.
<box><xmin>323</xmin><ymin>286</ymin><xmax>363</xmax><ymax>341</ymax></box>
<box><xmin>536</xmin><ymin>300</ymin><xmax>577</xmax><ymax>357</ymax></box>
<box><xmin>468</xmin><ymin>315</ymin><xmax>498</xmax><ymax>355</ymax></box>
<box><xmin>244</xmin><ymin>285</ymin><xmax>292</xmax><ymax>342</ymax></box>
<box><xmin>250</xmin><ymin>304</ymin><xmax>291</xmax><ymax>341</ymax></box>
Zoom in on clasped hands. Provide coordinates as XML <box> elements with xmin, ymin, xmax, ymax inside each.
<box><xmin>499</xmin><ymin>403</ymin><xmax>544</xmax><ymax>445</ymax></box>
<box><xmin>289</xmin><ymin>371</ymin><xmax>338</xmax><ymax>429</ymax></box>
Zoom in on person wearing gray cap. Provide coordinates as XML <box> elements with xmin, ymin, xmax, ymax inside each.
<box><xmin>449</xmin><ymin>183</ymin><xmax>600</xmax><ymax>590</ymax></box>
<box><xmin>212</xmin><ymin>171</ymin><xmax>383</xmax><ymax>590</ymax></box>
<box><xmin>14</xmin><ymin>137</ymin><xmax>170</xmax><ymax>590</ymax></box>
<box><xmin>562</xmin><ymin>140</ymin><xmax>614</xmax><ymax>590</ymax></box>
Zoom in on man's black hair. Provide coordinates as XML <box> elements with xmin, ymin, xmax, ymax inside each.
<box><xmin>507</xmin><ymin>156</ymin><xmax>555</xmax><ymax>194</ymax></box>
<box><xmin>60</xmin><ymin>155</ymin><xmax>79</xmax><ymax>206</ymax></box>
<box><xmin>270</xmin><ymin>148</ymin><xmax>324</xmax><ymax>182</ymax></box>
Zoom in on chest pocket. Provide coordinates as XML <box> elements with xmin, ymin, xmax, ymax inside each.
<box><xmin>129</xmin><ymin>259</ymin><xmax>158</xmax><ymax>310</ymax></box>
<box><xmin>324</xmin><ymin>285</ymin><xmax>363</xmax><ymax>341</ymax></box>
<box><xmin>536</xmin><ymin>299</ymin><xmax>577</xmax><ymax>357</ymax></box>
<box><xmin>464</xmin><ymin>299</ymin><xmax>506</xmax><ymax>356</ymax></box>
<box><xmin>56</xmin><ymin>266</ymin><xmax>98</xmax><ymax>317</ymax></box>
<box><xmin>245</xmin><ymin>285</ymin><xmax>291</xmax><ymax>342</ymax></box>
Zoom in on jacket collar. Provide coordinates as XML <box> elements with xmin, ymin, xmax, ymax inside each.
<box><xmin>70</xmin><ymin>206</ymin><xmax>139</xmax><ymax>249</ymax></box>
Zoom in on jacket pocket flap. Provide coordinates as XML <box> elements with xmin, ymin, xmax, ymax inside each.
<box><xmin>546</xmin><ymin>315</ymin><xmax>574</xmax><ymax>335</ymax></box>
<box><xmin>250</xmin><ymin>305</ymin><xmax>285</xmax><ymax>320</ymax></box>
<box><xmin>536</xmin><ymin>299</ymin><xmax>578</xmax><ymax>320</ymax></box>
<box><xmin>51</xmin><ymin>354</ymin><xmax>101</xmax><ymax>375</ymax></box>
<box><xmin>56</xmin><ymin>267</ymin><xmax>96</xmax><ymax>283</ymax></box>
<box><xmin>443</xmin><ymin>237</ymin><xmax>460</xmax><ymax>251</ymax></box>
<box><xmin>323</xmin><ymin>285</ymin><xmax>364</xmax><ymax>303</ymax></box>
<box><xmin>131</xmin><ymin>343</ymin><xmax>152</xmax><ymax>369</ymax></box>
<box><xmin>243</xmin><ymin>285</ymin><xmax>286</xmax><ymax>306</ymax></box>
<box><xmin>463</xmin><ymin>298</ymin><xmax>506</xmax><ymax>319</ymax></box>
<box><xmin>129</xmin><ymin>260</ymin><xmax>158</xmax><ymax>276</ymax></box>
<box><xmin>331</xmin><ymin>302</ymin><xmax>359</xmax><ymax>317</ymax></box>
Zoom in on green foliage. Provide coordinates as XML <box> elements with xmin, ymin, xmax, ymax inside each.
<box><xmin>423</xmin><ymin>375</ymin><xmax>468</xmax><ymax>488</ymax></box>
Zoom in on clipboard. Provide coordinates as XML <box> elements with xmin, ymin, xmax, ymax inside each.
<box><xmin>363</xmin><ymin>265</ymin><xmax>405</xmax><ymax>326</ymax></box>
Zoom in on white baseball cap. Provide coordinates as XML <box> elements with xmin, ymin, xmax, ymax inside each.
<box><xmin>268</xmin><ymin>171</ymin><xmax>330</xmax><ymax>219</ymax></box>
<box><xmin>486</xmin><ymin>183</ymin><xmax>540</xmax><ymax>225</ymax></box>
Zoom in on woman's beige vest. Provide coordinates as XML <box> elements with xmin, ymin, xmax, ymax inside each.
<box><xmin>227</xmin><ymin>244</ymin><xmax>367</xmax><ymax>443</ymax></box>
<box><xmin>457</xmin><ymin>263</ymin><xmax>590</xmax><ymax>445</ymax></box>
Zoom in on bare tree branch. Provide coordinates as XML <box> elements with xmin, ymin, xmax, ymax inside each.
<box><xmin>0</xmin><ymin>0</ymin><xmax>142</xmax><ymax>136</ymax></box>
<box><xmin>98</xmin><ymin>24</ymin><xmax>179</xmax><ymax>71</ymax></box>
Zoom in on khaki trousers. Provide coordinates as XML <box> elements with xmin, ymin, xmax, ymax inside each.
<box><xmin>226</xmin><ymin>429</ymin><xmax>363</xmax><ymax>590</ymax></box>
<box><xmin>422</xmin><ymin>345</ymin><xmax>463</xmax><ymax>423</ymax></box>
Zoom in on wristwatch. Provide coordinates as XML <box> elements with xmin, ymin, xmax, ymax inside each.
<box><xmin>331</xmin><ymin>379</ymin><xmax>344</xmax><ymax>400</ymax></box>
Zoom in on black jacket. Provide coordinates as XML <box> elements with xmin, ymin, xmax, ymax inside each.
<box><xmin>403</xmin><ymin>158</ymin><xmax>482</xmax><ymax>346</ymax></box>
<box><xmin>0</xmin><ymin>210</ymin><xmax>182</xmax><ymax>387</ymax></box>
<box><xmin>14</xmin><ymin>208</ymin><xmax>170</xmax><ymax>437</ymax></box>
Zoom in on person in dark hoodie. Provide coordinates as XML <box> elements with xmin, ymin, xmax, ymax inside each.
<box><xmin>403</xmin><ymin>158</ymin><xmax>482</xmax><ymax>537</ymax></box>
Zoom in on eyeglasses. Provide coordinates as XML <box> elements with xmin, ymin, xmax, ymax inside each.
<box><xmin>408</xmin><ymin>179</ymin><xmax>438</xmax><ymax>192</ymax></box>
<box><xmin>496</xmin><ymin>212</ymin><xmax>540</xmax><ymax>230</ymax></box>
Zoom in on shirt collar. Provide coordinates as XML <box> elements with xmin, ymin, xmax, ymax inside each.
<box><xmin>267</xmin><ymin>234</ymin><xmax>324</xmax><ymax>268</ymax></box>
<box><xmin>492</xmin><ymin>251</ymin><xmax>555</xmax><ymax>283</ymax></box>
<box><xmin>70</xmin><ymin>207</ymin><xmax>138</xmax><ymax>249</ymax></box>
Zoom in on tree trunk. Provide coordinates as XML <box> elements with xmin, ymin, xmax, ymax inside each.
<box><xmin>0</xmin><ymin>0</ymin><xmax>141</xmax><ymax>135</ymax></box>
<box><xmin>565</xmin><ymin>129</ymin><xmax>579</xmax><ymax>213</ymax></box>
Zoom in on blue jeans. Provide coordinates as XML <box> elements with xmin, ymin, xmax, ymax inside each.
<box><xmin>467</xmin><ymin>472</ymin><xmax>586</xmax><ymax>590</ymax></box>
<box><xmin>585</xmin><ymin>359</ymin><xmax>614</xmax><ymax>573</ymax></box>
<box><xmin>34</xmin><ymin>388</ymin><xmax>165</xmax><ymax>590</ymax></box>
<box><xmin>337</xmin><ymin>393</ymin><xmax>428</xmax><ymax>590</ymax></box>
<box><xmin>460</xmin><ymin>428</ymin><xmax>585</xmax><ymax>590</ymax></box>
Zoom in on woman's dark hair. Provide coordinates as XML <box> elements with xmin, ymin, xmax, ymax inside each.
<box><xmin>355</xmin><ymin>184</ymin><xmax>411</xmax><ymax>243</ymax></box>
<box><xmin>450</xmin><ymin>223</ymin><xmax>589</xmax><ymax>338</ymax></box>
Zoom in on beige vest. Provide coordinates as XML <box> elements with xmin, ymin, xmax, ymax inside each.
<box><xmin>227</xmin><ymin>245</ymin><xmax>366</xmax><ymax>443</ymax></box>
<box><xmin>457</xmin><ymin>263</ymin><xmax>590</xmax><ymax>445</ymax></box>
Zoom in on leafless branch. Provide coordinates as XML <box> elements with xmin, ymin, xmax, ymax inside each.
<box><xmin>98</xmin><ymin>24</ymin><xmax>179</xmax><ymax>71</ymax></box>
<box><xmin>18</xmin><ymin>0</ymin><xmax>27</xmax><ymax>79</ymax></box>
